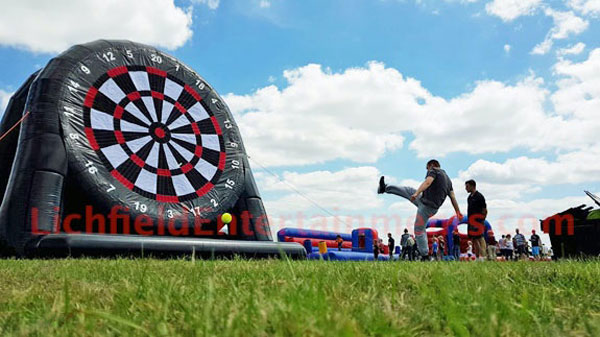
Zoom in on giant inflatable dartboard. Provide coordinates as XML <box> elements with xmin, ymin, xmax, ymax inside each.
<box><xmin>0</xmin><ymin>40</ymin><xmax>298</xmax><ymax>257</ymax></box>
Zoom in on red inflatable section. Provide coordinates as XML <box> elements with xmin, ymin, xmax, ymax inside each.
<box><xmin>360</xmin><ymin>228</ymin><xmax>388</xmax><ymax>254</ymax></box>
<box><xmin>284</xmin><ymin>237</ymin><xmax>352</xmax><ymax>249</ymax></box>
<box><xmin>427</xmin><ymin>227</ymin><xmax>447</xmax><ymax>255</ymax></box>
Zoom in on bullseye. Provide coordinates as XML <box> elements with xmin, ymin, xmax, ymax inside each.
<box><xmin>154</xmin><ymin>127</ymin><xmax>166</xmax><ymax>139</ymax></box>
<box><xmin>148</xmin><ymin>123</ymin><xmax>172</xmax><ymax>144</ymax></box>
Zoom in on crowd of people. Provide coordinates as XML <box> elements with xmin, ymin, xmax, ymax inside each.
<box><xmin>376</xmin><ymin>159</ymin><xmax>554</xmax><ymax>262</ymax></box>
<box><xmin>375</xmin><ymin>228</ymin><xmax>554</xmax><ymax>261</ymax></box>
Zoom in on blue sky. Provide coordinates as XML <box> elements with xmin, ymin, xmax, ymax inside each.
<box><xmin>1</xmin><ymin>0</ymin><xmax>599</xmax><ymax>241</ymax></box>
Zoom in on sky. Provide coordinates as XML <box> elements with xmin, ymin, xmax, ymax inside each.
<box><xmin>1</xmin><ymin>0</ymin><xmax>599</xmax><ymax>243</ymax></box>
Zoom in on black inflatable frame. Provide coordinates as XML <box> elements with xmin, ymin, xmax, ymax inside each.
<box><xmin>0</xmin><ymin>40</ymin><xmax>304</xmax><ymax>258</ymax></box>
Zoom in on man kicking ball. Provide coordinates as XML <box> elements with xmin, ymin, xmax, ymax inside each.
<box><xmin>378</xmin><ymin>159</ymin><xmax>462</xmax><ymax>261</ymax></box>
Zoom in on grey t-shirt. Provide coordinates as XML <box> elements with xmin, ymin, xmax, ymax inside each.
<box><xmin>421</xmin><ymin>168</ymin><xmax>453</xmax><ymax>209</ymax></box>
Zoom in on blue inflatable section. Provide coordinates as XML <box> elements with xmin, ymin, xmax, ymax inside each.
<box><xmin>308</xmin><ymin>251</ymin><xmax>392</xmax><ymax>261</ymax></box>
<box><xmin>351</xmin><ymin>228</ymin><xmax>377</xmax><ymax>253</ymax></box>
<box><xmin>306</xmin><ymin>246</ymin><xmax>353</xmax><ymax>254</ymax></box>
<box><xmin>277</xmin><ymin>228</ymin><xmax>352</xmax><ymax>242</ymax></box>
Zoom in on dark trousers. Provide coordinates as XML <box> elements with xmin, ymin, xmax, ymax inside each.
<box><xmin>402</xmin><ymin>246</ymin><xmax>413</xmax><ymax>260</ymax></box>
<box><xmin>453</xmin><ymin>245</ymin><xmax>460</xmax><ymax>260</ymax></box>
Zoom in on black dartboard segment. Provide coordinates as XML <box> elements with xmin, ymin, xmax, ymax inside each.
<box><xmin>57</xmin><ymin>41</ymin><xmax>245</xmax><ymax>222</ymax></box>
<box><xmin>82</xmin><ymin>66</ymin><xmax>225</xmax><ymax>202</ymax></box>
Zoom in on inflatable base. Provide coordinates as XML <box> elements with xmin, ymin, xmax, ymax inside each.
<box><xmin>25</xmin><ymin>234</ymin><xmax>306</xmax><ymax>258</ymax></box>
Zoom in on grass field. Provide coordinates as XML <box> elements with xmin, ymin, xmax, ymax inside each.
<box><xmin>1</xmin><ymin>259</ymin><xmax>600</xmax><ymax>337</ymax></box>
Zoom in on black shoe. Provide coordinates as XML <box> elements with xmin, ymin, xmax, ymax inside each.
<box><xmin>420</xmin><ymin>255</ymin><xmax>430</xmax><ymax>262</ymax></box>
<box><xmin>377</xmin><ymin>176</ymin><xmax>386</xmax><ymax>194</ymax></box>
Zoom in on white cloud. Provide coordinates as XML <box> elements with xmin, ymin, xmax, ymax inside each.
<box><xmin>557</xmin><ymin>42</ymin><xmax>586</xmax><ymax>56</ymax></box>
<box><xmin>569</xmin><ymin>0</ymin><xmax>600</xmax><ymax>16</ymax></box>
<box><xmin>485</xmin><ymin>0</ymin><xmax>542</xmax><ymax>22</ymax></box>
<box><xmin>226</xmin><ymin>53</ymin><xmax>600</xmax><ymax>167</ymax></box>
<box><xmin>259</xmin><ymin>0</ymin><xmax>271</xmax><ymax>8</ymax></box>
<box><xmin>531</xmin><ymin>39</ymin><xmax>554</xmax><ymax>55</ymax></box>
<box><xmin>226</xmin><ymin>62</ymin><xmax>416</xmax><ymax>166</ymax></box>
<box><xmin>458</xmin><ymin>150</ymin><xmax>600</xmax><ymax>186</ymax></box>
<box><xmin>0</xmin><ymin>0</ymin><xmax>193</xmax><ymax>53</ymax></box>
<box><xmin>194</xmin><ymin>0</ymin><xmax>220</xmax><ymax>10</ymax></box>
<box><xmin>257</xmin><ymin>166</ymin><xmax>384</xmax><ymax>215</ymax></box>
<box><xmin>531</xmin><ymin>9</ymin><xmax>589</xmax><ymax>55</ymax></box>
<box><xmin>545</xmin><ymin>8</ymin><xmax>589</xmax><ymax>39</ymax></box>
<box><xmin>485</xmin><ymin>2</ymin><xmax>588</xmax><ymax>56</ymax></box>
<box><xmin>552</xmin><ymin>48</ymin><xmax>600</xmax><ymax>124</ymax></box>
<box><xmin>504</xmin><ymin>44</ymin><xmax>511</xmax><ymax>53</ymax></box>
<box><xmin>0</xmin><ymin>90</ymin><xmax>13</xmax><ymax>113</ymax></box>
<box><xmin>408</xmin><ymin>75</ymin><xmax>565</xmax><ymax>157</ymax></box>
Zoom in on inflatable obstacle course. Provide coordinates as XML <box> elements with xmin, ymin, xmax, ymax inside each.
<box><xmin>278</xmin><ymin>227</ymin><xmax>394</xmax><ymax>261</ymax></box>
<box><xmin>0</xmin><ymin>40</ymin><xmax>304</xmax><ymax>258</ymax></box>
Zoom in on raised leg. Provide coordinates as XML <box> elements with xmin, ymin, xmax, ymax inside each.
<box><xmin>384</xmin><ymin>185</ymin><xmax>418</xmax><ymax>206</ymax></box>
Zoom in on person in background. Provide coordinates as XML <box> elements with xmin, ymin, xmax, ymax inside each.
<box><xmin>335</xmin><ymin>234</ymin><xmax>343</xmax><ymax>251</ymax></box>
<box><xmin>378</xmin><ymin>238</ymin><xmax>386</xmax><ymax>258</ymax></box>
<box><xmin>411</xmin><ymin>235</ymin><xmax>419</xmax><ymax>261</ymax></box>
<box><xmin>432</xmin><ymin>238</ymin><xmax>439</xmax><ymax>261</ymax></box>
<box><xmin>505</xmin><ymin>234</ymin><xmax>514</xmax><ymax>260</ymax></box>
<box><xmin>486</xmin><ymin>230</ymin><xmax>497</xmax><ymax>261</ymax></box>
<box><xmin>373</xmin><ymin>239</ymin><xmax>380</xmax><ymax>260</ymax></box>
<box><xmin>514</xmin><ymin>229</ymin><xmax>526</xmax><ymax>260</ymax></box>
<box><xmin>387</xmin><ymin>233</ymin><xmax>395</xmax><ymax>260</ymax></box>
<box><xmin>400</xmin><ymin>229</ymin><xmax>411</xmax><ymax>260</ymax></box>
<box><xmin>466</xmin><ymin>241</ymin><xmax>474</xmax><ymax>259</ymax></box>
<box><xmin>405</xmin><ymin>235</ymin><xmax>415</xmax><ymax>261</ymax></box>
<box><xmin>452</xmin><ymin>228</ymin><xmax>461</xmax><ymax>261</ymax></box>
<box><xmin>542</xmin><ymin>243</ymin><xmax>549</xmax><ymax>258</ymax></box>
<box><xmin>530</xmin><ymin>230</ymin><xmax>541</xmax><ymax>260</ymax></box>
<box><xmin>465</xmin><ymin>179</ymin><xmax>487</xmax><ymax>260</ymax></box>
<box><xmin>498</xmin><ymin>235</ymin><xmax>506</xmax><ymax>259</ymax></box>
<box><xmin>438</xmin><ymin>235</ymin><xmax>445</xmax><ymax>261</ymax></box>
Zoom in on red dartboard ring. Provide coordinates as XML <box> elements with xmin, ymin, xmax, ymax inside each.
<box><xmin>57</xmin><ymin>41</ymin><xmax>245</xmax><ymax>222</ymax></box>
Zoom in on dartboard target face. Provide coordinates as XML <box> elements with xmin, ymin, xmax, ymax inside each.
<box><xmin>57</xmin><ymin>41</ymin><xmax>245</xmax><ymax>222</ymax></box>
<box><xmin>83</xmin><ymin>65</ymin><xmax>226</xmax><ymax>202</ymax></box>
